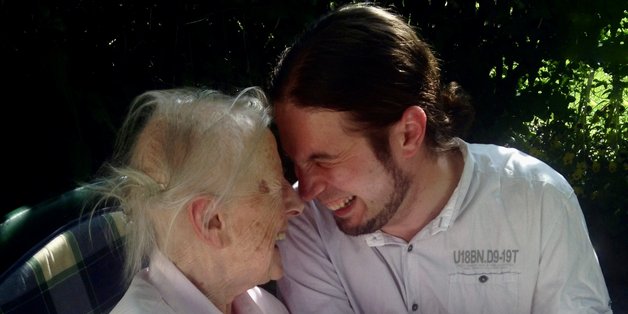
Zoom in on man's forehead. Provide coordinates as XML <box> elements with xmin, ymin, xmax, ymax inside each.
<box><xmin>276</xmin><ymin>107</ymin><xmax>356</xmax><ymax>160</ymax></box>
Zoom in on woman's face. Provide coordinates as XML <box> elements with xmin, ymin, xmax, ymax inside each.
<box><xmin>225</xmin><ymin>130</ymin><xmax>303</xmax><ymax>287</ymax></box>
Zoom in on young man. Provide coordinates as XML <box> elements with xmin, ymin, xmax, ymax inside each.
<box><xmin>268</xmin><ymin>3</ymin><xmax>612</xmax><ymax>313</ymax></box>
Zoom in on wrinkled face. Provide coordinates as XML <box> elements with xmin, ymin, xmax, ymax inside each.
<box><xmin>225</xmin><ymin>130</ymin><xmax>303</xmax><ymax>286</ymax></box>
<box><xmin>275</xmin><ymin>103</ymin><xmax>410</xmax><ymax>235</ymax></box>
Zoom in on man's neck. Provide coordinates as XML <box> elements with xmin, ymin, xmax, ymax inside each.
<box><xmin>381</xmin><ymin>148</ymin><xmax>464</xmax><ymax>242</ymax></box>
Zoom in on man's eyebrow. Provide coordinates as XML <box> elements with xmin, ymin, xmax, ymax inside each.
<box><xmin>286</xmin><ymin>149</ymin><xmax>338</xmax><ymax>164</ymax></box>
<box><xmin>308</xmin><ymin>152</ymin><xmax>337</xmax><ymax>162</ymax></box>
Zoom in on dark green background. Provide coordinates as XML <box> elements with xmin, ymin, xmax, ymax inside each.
<box><xmin>1</xmin><ymin>0</ymin><xmax>626</xmax><ymax>309</ymax></box>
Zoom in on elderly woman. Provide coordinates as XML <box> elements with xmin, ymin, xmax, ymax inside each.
<box><xmin>91</xmin><ymin>87</ymin><xmax>303</xmax><ymax>313</ymax></box>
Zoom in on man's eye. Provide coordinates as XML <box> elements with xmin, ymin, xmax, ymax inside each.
<box><xmin>315</xmin><ymin>160</ymin><xmax>335</xmax><ymax>168</ymax></box>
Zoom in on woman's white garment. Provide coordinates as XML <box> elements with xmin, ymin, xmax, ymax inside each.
<box><xmin>111</xmin><ymin>250</ymin><xmax>288</xmax><ymax>314</ymax></box>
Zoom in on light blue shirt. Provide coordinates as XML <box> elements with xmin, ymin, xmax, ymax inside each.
<box><xmin>278</xmin><ymin>139</ymin><xmax>612</xmax><ymax>314</ymax></box>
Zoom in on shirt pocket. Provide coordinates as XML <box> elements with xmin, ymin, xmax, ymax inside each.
<box><xmin>447</xmin><ymin>271</ymin><xmax>519</xmax><ymax>314</ymax></box>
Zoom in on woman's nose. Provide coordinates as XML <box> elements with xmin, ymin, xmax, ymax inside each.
<box><xmin>283</xmin><ymin>180</ymin><xmax>305</xmax><ymax>217</ymax></box>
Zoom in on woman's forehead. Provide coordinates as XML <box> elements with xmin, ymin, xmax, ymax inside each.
<box><xmin>248</xmin><ymin>130</ymin><xmax>283</xmax><ymax>192</ymax></box>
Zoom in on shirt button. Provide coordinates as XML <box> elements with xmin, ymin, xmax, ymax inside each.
<box><xmin>407</xmin><ymin>244</ymin><xmax>413</xmax><ymax>252</ymax></box>
<box><xmin>412</xmin><ymin>303</ymin><xmax>418</xmax><ymax>311</ymax></box>
<box><xmin>479</xmin><ymin>275</ymin><xmax>489</xmax><ymax>283</ymax></box>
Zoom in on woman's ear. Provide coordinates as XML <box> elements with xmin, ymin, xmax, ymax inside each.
<box><xmin>188</xmin><ymin>196</ymin><xmax>226</xmax><ymax>248</ymax></box>
<box><xmin>392</xmin><ymin>106</ymin><xmax>427</xmax><ymax>158</ymax></box>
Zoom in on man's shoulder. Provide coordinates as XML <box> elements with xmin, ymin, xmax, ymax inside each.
<box><xmin>465</xmin><ymin>141</ymin><xmax>535</xmax><ymax>166</ymax></box>
<box><xmin>465</xmin><ymin>142</ymin><xmax>572</xmax><ymax>195</ymax></box>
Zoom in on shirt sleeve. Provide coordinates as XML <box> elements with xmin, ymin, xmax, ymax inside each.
<box><xmin>533</xmin><ymin>186</ymin><xmax>612</xmax><ymax>313</ymax></box>
<box><xmin>277</xmin><ymin>203</ymin><xmax>355</xmax><ymax>314</ymax></box>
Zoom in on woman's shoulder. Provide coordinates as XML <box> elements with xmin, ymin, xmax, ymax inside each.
<box><xmin>110</xmin><ymin>273</ymin><xmax>176</xmax><ymax>313</ymax></box>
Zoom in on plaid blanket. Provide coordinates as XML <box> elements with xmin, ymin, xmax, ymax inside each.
<box><xmin>0</xmin><ymin>210</ymin><xmax>128</xmax><ymax>314</ymax></box>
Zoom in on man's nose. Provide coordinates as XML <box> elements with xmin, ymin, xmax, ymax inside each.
<box><xmin>283</xmin><ymin>180</ymin><xmax>305</xmax><ymax>217</ymax></box>
<box><xmin>294</xmin><ymin>165</ymin><xmax>325</xmax><ymax>202</ymax></box>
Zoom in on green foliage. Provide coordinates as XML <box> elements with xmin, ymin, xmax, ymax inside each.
<box><xmin>503</xmin><ymin>15</ymin><xmax>627</xmax><ymax>286</ymax></box>
<box><xmin>507</xmin><ymin>17</ymin><xmax>627</xmax><ymax>236</ymax></box>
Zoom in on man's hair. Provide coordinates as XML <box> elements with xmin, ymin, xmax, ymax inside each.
<box><xmin>89</xmin><ymin>87</ymin><xmax>271</xmax><ymax>282</ymax></box>
<box><xmin>268</xmin><ymin>3</ymin><xmax>474</xmax><ymax>158</ymax></box>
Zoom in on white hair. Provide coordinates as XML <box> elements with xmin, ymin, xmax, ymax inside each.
<box><xmin>89</xmin><ymin>87</ymin><xmax>271</xmax><ymax>282</ymax></box>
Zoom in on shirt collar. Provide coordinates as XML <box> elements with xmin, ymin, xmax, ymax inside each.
<box><xmin>426</xmin><ymin>138</ymin><xmax>474</xmax><ymax>233</ymax></box>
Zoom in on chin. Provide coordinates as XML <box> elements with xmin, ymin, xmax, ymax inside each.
<box><xmin>337</xmin><ymin>218</ymin><xmax>381</xmax><ymax>236</ymax></box>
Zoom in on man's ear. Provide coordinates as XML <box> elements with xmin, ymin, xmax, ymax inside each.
<box><xmin>392</xmin><ymin>106</ymin><xmax>427</xmax><ymax>158</ymax></box>
<box><xmin>187</xmin><ymin>196</ymin><xmax>226</xmax><ymax>248</ymax></box>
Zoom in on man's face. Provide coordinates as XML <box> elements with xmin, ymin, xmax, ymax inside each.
<box><xmin>275</xmin><ymin>103</ymin><xmax>410</xmax><ymax>235</ymax></box>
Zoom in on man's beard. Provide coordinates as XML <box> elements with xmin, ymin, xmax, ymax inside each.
<box><xmin>335</xmin><ymin>159</ymin><xmax>411</xmax><ymax>236</ymax></box>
